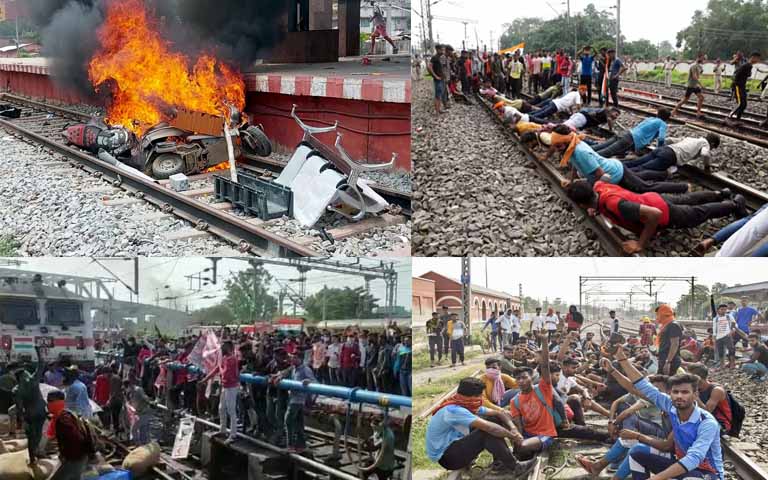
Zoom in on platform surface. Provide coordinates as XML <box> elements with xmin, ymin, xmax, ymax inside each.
<box><xmin>0</xmin><ymin>56</ymin><xmax>412</xmax><ymax>103</ymax></box>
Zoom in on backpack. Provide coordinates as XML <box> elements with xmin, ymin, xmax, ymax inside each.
<box><xmin>513</xmin><ymin>385</ymin><xmax>562</xmax><ymax>428</ymax></box>
<box><xmin>724</xmin><ymin>390</ymin><xmax>745</xmax><ymax>437</ymax></box>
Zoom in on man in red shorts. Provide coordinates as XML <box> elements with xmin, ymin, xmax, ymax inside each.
<box><xmin>368</xmin><ymin>1</ymin><xmax>398</xmax><ymax>55</ymax></box>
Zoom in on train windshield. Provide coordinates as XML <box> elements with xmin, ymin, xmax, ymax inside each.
<box><xmin>46</xmin><ymin>300</ymin><xmax>83</xmax><ymax>326</ymax></box>
<box><xmin>0</xmin><ymin>299</ymin><xmax>40</xmax><ymax>326</ymax></box>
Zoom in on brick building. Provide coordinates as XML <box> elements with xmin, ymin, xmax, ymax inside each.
<box><xmin>417</xmin><ymin>271</ymin><xmax>521</xmax><ymax>326</ymax></box>
<box><xmin>412</xmin><ymin>276</ymin><xmax>436</xmax><ymax>326</ymax></box>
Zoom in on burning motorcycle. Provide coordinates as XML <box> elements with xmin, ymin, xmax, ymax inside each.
<box><xmin>63</xmin><ymin>112</ymin><xmax>272</xmax><ymax>179</ymax></box>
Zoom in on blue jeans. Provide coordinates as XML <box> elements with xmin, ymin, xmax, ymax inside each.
<box><xmin>523</xmin><ymin>431</ymin><xmax>554</xmax><ymax>449</ymax></box>
<box><xmin>399</xmin><ymin>370</ymin><xmax>411</xmax><ymax>396</ymax></box>
<box><xmin>713</xmin><ymin>204</ymin><xmax>768</xmax><ymax>256</ymax></box>
<box><xmin>434</xmin><ymin>79</ymin><xmax>446</xmax><ymax>100</ymax></box>
<box><xmin>603</xmin><ymin>439</ymin><xmax>632</xmax><ymax>479</ymax></box>
<box><xmin>624</xmin><ymin>146</ymin><xmax>677</xmax><ymax>171</ymax></box>
<box><xmin>742</xmin><ymin>362</ymin><xmax>768</xmax><ymax>378</ymax></box>
<box><xmin>629</xmin><ymin>444</ymin><xmax>710</xmax><ymax>479</ymax></box>
<box><xmin>529</xmin><ymin>100</ymin><xmax>558</xmax><ymax>123</ymax></box>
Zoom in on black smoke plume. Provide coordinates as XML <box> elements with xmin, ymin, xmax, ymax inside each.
<box><xmin>28</xmin><ymin>0</ymin><xmax>290</xmax><ymax>96</ymax></box>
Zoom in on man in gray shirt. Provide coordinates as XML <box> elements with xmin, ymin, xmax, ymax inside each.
<box><xmin>280</xmin><ymin>353</ymin><xmax>315</xmax><ymax>453</ymax></box>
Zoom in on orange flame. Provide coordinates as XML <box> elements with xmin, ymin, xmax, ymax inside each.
<box><xmin>88</xmin><ymin>0</ymin><xmax>245</xmax><ymax>135</ymax></box>
<box><xmin>203</xmin><ymin>161</ymin><xmax>230</xmax><ymax>173</ymax></box>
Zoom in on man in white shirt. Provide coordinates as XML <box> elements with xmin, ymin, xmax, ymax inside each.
<box><xmin>663</xmin><ymin>57</ymin><xmax>676</xmax><ymax>87</ymax></box>
<box><xmin>715</xmin><ymin>204</ymin><xmax>768</xmax><ymax>257</ymax></box>
<box><xmin>511</xmin><ymin>309</ymin><xmax>522</xmax><ymax>345</ymax></box>
<box><xmin>450</xmin><ymin>314</ymin><xmax>466</xmax><ymax>367</ymax></box>
<box><xmin>713</xmin><ymin>303</ymin><xmax>736</xmax><ymax>369</ymax></box>
<box><xmin>531</xmin><ymin>308</ymin><xmax>545</xmax><ymax>332</ymax></box>
<box><xmin>500</xmin><ymin>105</ymin><xmax>529</xmax><ymax>125</ymax></box>
<box><xmin>499</xmin><ymin>309</ymin><xmax>513</xmax><ymax>347</ymax></box>
<box><xmin>544</xmin><ymin>310</ymin><xmax>558</xmax><ymax>341</ymax></box>
<box><xmin>713</xmin><ymin>59</ymin><xmax>725</xmax><ymax>93</ymax></box>
<box><xmin>529</xmin><ymin>90</ymin><xmax>583</xmax><ymax>123</ymax></box>
<box><xmin>623</xmin><ymin>133</ymin><xmax>720</xmax><ymax>174</ymax></box>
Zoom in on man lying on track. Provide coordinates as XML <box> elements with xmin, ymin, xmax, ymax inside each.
<box><xmin>622</xmin><ymin>134</ymin><xmax>720</xmax><ymax>174</ymax></box>
<box><xmin>528</xmin><ymin>89</ymin><xmax>585</xmax><ymax>123</ymax></box>
<box><xmin>565</xmin><ymin>180</ymin><xmax>748</xmax><ymax>254</ymax></box>
<box><xmin>540</xmin><ymin>126</ymin><xmax>691</xmax><ymax>195</ymax></box>
<box><xmin>592</xmin><ymin>108</ymin><xmax>671</xmax><ymax>158</ymax></box>
<box><xmin>696</xmin><ymin>204</ymin><xmax>768</xmax><ymax>257</ymax></box>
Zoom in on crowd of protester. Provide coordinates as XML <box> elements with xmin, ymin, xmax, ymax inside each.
<box><xmin>0</xmin><ymin>323</ymin><xmax>411</xmax><ymax>477</ymax></box>
<box><xmin>417</xmin><ymin>42</ymin><xmax>768</xmax><ymax>255</ymax></box>
<box><xmin>424</xmin><ymin>296</ymin><xmax>767</xmax><ymax>479</ymax></box>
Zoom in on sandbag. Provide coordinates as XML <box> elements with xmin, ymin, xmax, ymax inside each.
<box><xmin>0</xmin><ymin>450</ymin><xmax>58</xmax><ymax>480</ymax></box>
<box><xmin>0</xmin><ymin>439</ymin><xmax>28</xmax><ymax>454</ymax></box>
<box><xmin>0</xmin><ymin>414</ymin><xmax>11</xmax><ymax>435</ymax></box>
<box><xmin>121</xmin><ymin>441</ymin><xmax>160</xmax><ymax>476</ymax></box>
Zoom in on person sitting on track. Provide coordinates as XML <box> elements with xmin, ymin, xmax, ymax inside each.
<box><xmin>542</xmin><ymin>126</ymin><xmax>691</xmax><ymax>195</ymax></box>
<box><xmin>556</xmin><ymin>335</ymin><xmax>613</xmax><ymax>420</ymax></box>
<box><xmin>576</xmin><ymin>369</ymin><xmax>672</xmax><ymax>479</ymax></box>
<box><xmin>740</xmin><ymin>333</ymin><xmax>768</xmax><ymax>381</ymax></box>
<box><xmin>696</xmin><ymin>203</ymin><xmax>768</xmax><ymax>257</ymax></box>
<box><xmin>593</xmin><ymin>108</ymin><xmax>671</xmax><ymax>158</ymax></box>
<box><xmin>683</xmin><ymin>363</ymin><xmax>733</xmax><ymax>435</ymax></box>
<box><xmin>424</xmin><ymin>377</ymin><xmax>536</xmax><ymax>476</ymax></box>
<box><xmin>565</xmin><ymin>180</ymin><xmax>748</xmax><ymax>254</ymax></box>
<box><xmin>498</xmin><ymin>344</ymin><xmax>538</xmax><ymax>377</ymax></box>
<box><xmin>480</xmin><ymin>357</ymin><xmax>519</xmax><ymax>410</ymax></box>
<box><xmin>509</xmin><ymin>333</ymin><xmax>561</xmax><ymax>456</ymax></box>
<box><xmin>529</xmin><ymin>89</ymin><xmax>584</xmax><ymax>123</ymax></box>
<box><xmin>612</xmin><ymin>345</ymin><xmax>725</xmax><ymax>480</ymax></box>
<box><xmin>623</xmin><ymin>133</ymin><xmax>720</xmax><ymax>175</ymax></box>
<box><xmin>530</xmin><ymin>83</ymin><xmax>563</xmax><ymax>105</ymax></box>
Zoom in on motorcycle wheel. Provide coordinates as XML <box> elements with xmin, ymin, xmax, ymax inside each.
<box><xmin>241</xmin><ymin>126</ymin><xmax>272</xmax><ymax>157</ymax></box>
<box><xmin>151</xmin><ymin>153</ymin><xmax>186</xmax><ymax>179</ymax></box>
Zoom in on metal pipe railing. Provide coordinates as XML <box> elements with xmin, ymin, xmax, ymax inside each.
<box><xmin>95</xmin><ymin>352</ymin><xmax>411</xmax><ymax>408</ymax></box>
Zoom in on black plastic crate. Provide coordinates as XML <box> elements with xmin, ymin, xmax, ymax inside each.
<box><xmin>213</xmin><ymin>170</ymin><xmax>292</xmax><ymax>220</ymax></box>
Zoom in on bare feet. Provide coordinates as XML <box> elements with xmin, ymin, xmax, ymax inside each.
<box><xmin>695</xmin><ymin>238</ymin><xmax>715</xmax><ymax>255</ymax></box>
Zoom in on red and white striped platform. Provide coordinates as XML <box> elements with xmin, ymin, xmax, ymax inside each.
<box><xmin>0</xmin><ymin>58</ymin><xmax>412</xmax><ymax>104</ymax></box>
<box><xmin>243</xmin><ymin>73</ymin><xmax>411</xmax><ymax>104</ymax></box>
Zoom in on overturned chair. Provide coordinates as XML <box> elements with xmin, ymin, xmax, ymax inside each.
<box><xmin>214</xmin><ymin>106</ymin><xmax>395</xmax><ymax>227</ymax></box>
<box><xmin>274</xmin><ymin>105</ymin><xmax>396</xmax><ymax>227</ymax></box>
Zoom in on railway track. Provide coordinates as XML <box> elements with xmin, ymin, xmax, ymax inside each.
<box><xmin>625</xmin><ymin>77</ymin><xmax>765</xmax><ymax>102</ymax></box>
<box><xmin>415</xmin><ymin>320</ymin><xmax>768</xmax><ymax>480</ymax></box>
<box><xmin>475</xmin><ymin>92</ymin><xmax>768</xmax><ymax>256</ymax></box>
<box><xmin>0</xmin><ymin>92</ymin><xmax>411</xmax><ymax>257</ymax></box>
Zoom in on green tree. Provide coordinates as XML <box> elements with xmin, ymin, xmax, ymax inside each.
<box><xmin>658</xmin><ymin>41</ymin><xmax>676</xmax><ymax>59</ymax></box>
<box><xmin>190</xmin><ymin>303</ymin><xmax>235</xmax><ymax>326</ymax></box>
<box><xmin>499</xmin><ymin>4</ymin><xmax>618</xmax><ymax>56</ymax></box>
<box><xmin>303</xmin><ymin>287</ymin><xmax>379</xmax><ymax>321</ymax></box>
<box><xmin>675</xmin><ymin>0</ymin><xmax>768</xmax><ymax>60</ymax></box>
<box><xmin>223</xmin><ymin>266</ymin><xmax>277</xmax><ymax>323</ymax></box>
<box><xmin>623</xmin><ymin>39</ymin><xmax>659</xmax><ymax>60</ymax></box>
<box><xmin>676</xmin><ymin>284</ymin><xmax>711</xmax><ymax>320</ymax></box>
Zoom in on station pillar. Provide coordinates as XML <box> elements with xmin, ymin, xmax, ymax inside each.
<box><xmin>310</xmin><ymin>0</ymin><xmax>334</xmax><ymax>30</ymax></box>
<box><xmin>338</xmin><ymin>0</ymin><xmax>361</xmax><ymax>57</ymax></box>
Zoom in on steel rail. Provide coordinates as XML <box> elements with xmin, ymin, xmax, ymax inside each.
<box><xmin>624</xmin><ymin>77</ymin><xmax>765</xmax><ymax>102</ymax></box>
<box><xmin>476</xmin><ymin>93</ymin><xmax>630</xmax><ymax>257</ymax></box>
<box><xmin>616</xmin><ymin>97</ymin><xmax>768</xmax><ymax>149</ymax></box>
<box><xmin>1</xmin><ymin>92</ymin><xmax>411</xmax><ymax>218</ymax></box>
<box><xmin>0</xmin><ymin>107</ymin><xmax>320</xmax><ymax>257</ymax></box>
<box><xmin>153</xmin><ymin>403</ymin><xmax>362</xmax><ymax>480</ymax></box>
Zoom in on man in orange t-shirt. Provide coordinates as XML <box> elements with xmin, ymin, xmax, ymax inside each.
<box><xmin>509</xmin><ymin>333</ymin><xmax>558</xmax><ymax>455</ymax></box>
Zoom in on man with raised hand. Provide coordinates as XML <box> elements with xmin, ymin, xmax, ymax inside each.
<box><xmin>613</xmin><ymin>344</ymin><xmax>724</xmax><ymax>480</ymax></box>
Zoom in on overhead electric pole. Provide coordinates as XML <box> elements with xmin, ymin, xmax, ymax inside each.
<box><xmin>616</xmin><ymin>0</ymin><xmax>621</xmax><ymax>58</ymax></box>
